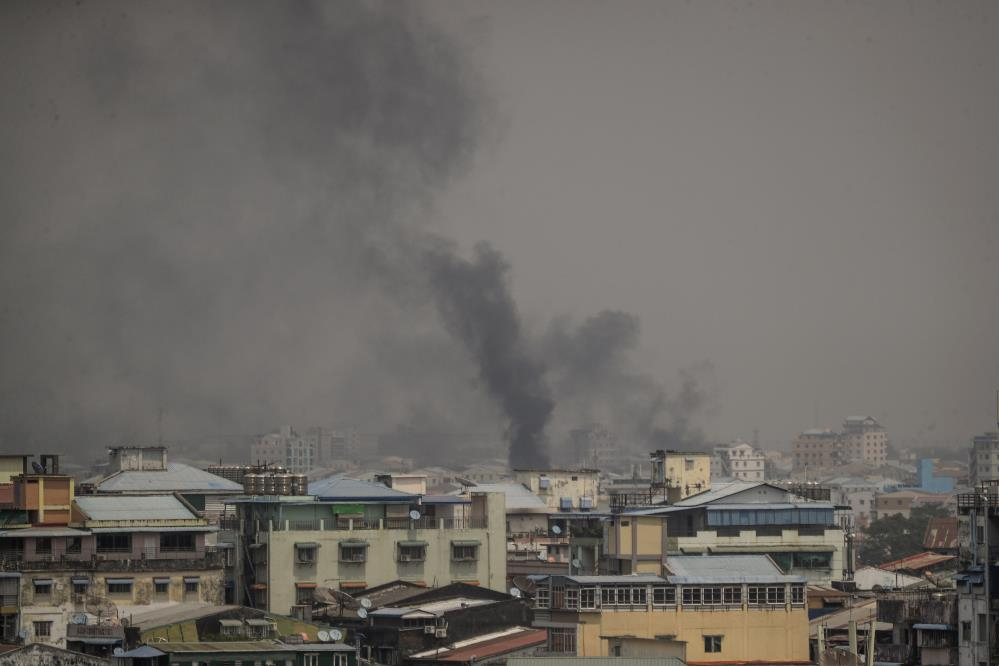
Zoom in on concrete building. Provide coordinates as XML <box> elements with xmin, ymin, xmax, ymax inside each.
<box><xmin>532</xmin><ymin>555</ymin><xmax>808</xmax><ymax>663</ymax></box>
<box><xmin>227</xmin><ymin>476</ymin><xmax>507</xmax><ymax>616</ymax></box>
<box><xmin>512</xmin><ymin>469</ymin><xmax>599</xmax><ymax>512</ymax></box>
<box><xmin>712</xmin><ymin>440</ymin><xmax>765</xmax><ymax>482</ymax></box>
<box><xmin>955</xmin><ymin>484</ymin><xmax>998</xmax><ymax>666</ymax></box>
<box><xmin>871</xmin><ymin>489</ymin><xmax>950</xmax><ymax>521</ymax></box>
<box><xmin>4</xmin><ymin>493</ymin><xmax>223</xmax><ymax>649</ymax></box>
<box><xmin>603</xmin><ymin>482</ymin><xmax>846</xmax><ymax>585</ymax></box>
<box><xmin>251</xmin><ymin>426</ymin><xmax>360</xmax><ymax>475</ymax></box>
<box><xmin>970</xmin><ymin>432</ymin><xmax>999</xmax><ymax>487</ymax></box>
<box><xmin>793</xmin><ymin>416</ymin><xmax>888</xmax><ymax>473</ymax></box>
<box><xmin>824</xmin><ymin>477</ymin><xmax>881</xmax><ymax>527</ymax></box>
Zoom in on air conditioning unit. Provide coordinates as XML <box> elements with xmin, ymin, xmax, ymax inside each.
<box><xmin>424</xmin><ymin>625</ymin><xmax>436</xmax><ymax>634</ymax></box>
<box><xmin>435</xmin><ymin>628</ymin><xmax>447</xmax><ymax>638</ymax></box>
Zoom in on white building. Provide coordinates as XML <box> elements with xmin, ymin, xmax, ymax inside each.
<box><xmin>969</xmin><ymin>431</ymin><xmax>999</xmax><ymax>486</ymax></box>
<box><xmin>250</xmin><ymin>425</ymin><xmax>359</xmax><ymax>474</ymax></box>
<box><xmin>712</xmin><ymin>440</ymin><xmax>765</xmax><ymax>482</ymax></box>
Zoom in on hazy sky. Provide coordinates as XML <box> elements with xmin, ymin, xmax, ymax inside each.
<box><xmin>431</xmin><ymin>0</ymin><xmax>999</xmax><ymax>448</ymax></box>
<box><xmin>1</xmin><ymin>1</ymin><xmax>996</xmax><ymax>461</ymax></box>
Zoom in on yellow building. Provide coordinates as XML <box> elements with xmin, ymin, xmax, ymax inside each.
<box><xmin>231</xmin><ymin>477</ymin><xmax>507</xmax><ymax>615</ymax></box>
<box><xmin>603</xmin><ymin>482</ymin><xmax>845</xmax><ymax>585</ymax></box>
<box><xmin>512</xmin><ymin>469</ymin><xmax>599</xmax><ymax>511</ymax></box>
<box><xmin>534</xmin><ymin>555</ymin><xmax>809</xmax><ymax>664</ymax></box>
<box><xmin>650</xmin><ymin>450</ymin><xmax>711</xmax><ymax>503</ymax></box>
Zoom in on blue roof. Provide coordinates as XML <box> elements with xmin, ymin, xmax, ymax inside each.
<box><xmin>97</xmin><ymin>462</ymin><xmax>243</xmax><ymax>493</ymax></box>
<box><xmin>121</xmin><ymin>645</ymin><xmax>167</xmax><ymax>657</ymax></box>
<box><xmin>309</xmin><ymin>476</ymin><xmax>416</xmax><ymax>502</ymax></box>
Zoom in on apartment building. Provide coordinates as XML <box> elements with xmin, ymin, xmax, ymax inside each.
<box><xmin>955</xmin><ymin>484</ymin><xmax>998</xmax><ymax>666</ymax></box>
<box><xmin>824</xmin><ymin>477</ymin><xmax>880</xmax><ymax>527</ymax></box>
<box><xmin>1</xmin><ymin>488</ymin><xmax>223</xmax><ymax>649</ymax></box>
<box><xmin>603</xmin><ymin>481</ymin><xmax>845</xmax><ymax>585</ymax></box>
<box><xmin>712</xmin><ymin>440</ymin><xmax>765</xmax><ymax>482</ymax></box>
<box><xmin>970</xmin><ymin>432</ymin><xmax>999</xmax><ymax>487</ymax></box>
<box><xmin>794</xmin><ymin>417</ymin><xmax>888</xmax><ymax>472</ymax></box>
<box><xmin>251</xmin><ymin>426</ymin><xmax>360</xmax><ymax>474</ymax></box>
<box><xmin>842</xmin><ymin>416</ymin><xmax>888</xmax><ymax>466</ymax></box>
<box><xmin>228</xmin><ymin>476</ymin><xmax>506</xmax><ymax>616</ymax></box>
<box><xmin>532</xmin><ymin>555</ymin><xmax>808</xmax><ymax>663</ymax></box>
<box><xmin>512</xmin><ymin>469</ymin><xmax>599</xmax><ymax>512</ymax></box>
<box><xmin>871</xmin><ymin>489</ymin><xmax>950</xmax><ymax>521</ymax></box>
<box><xmin>793</xmin><ymin>429</ymin><xmax>841</xmax><ymax>472</ymax></box>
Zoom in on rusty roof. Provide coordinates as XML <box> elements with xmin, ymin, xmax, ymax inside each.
<box><xmin>408</xmin><ymin>627</ymin><xmax>546</xmax><ymax>662</ymax></box>
<box><xmin>880</xmin><ymin>551</ymin><xmax>956</xmax><ymax>572</ymax></box>
<box><xmin>923</xmin><ymin>516</ymin><xmax>958</xmax><ymax>551</ymax></box>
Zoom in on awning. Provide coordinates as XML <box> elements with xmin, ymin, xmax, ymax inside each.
<box><xmin>399</xmin><ymin>540</ymin><xmax>429</xmax><ymax>547</ymax></box>
<box><xmin>295</xmin><ymin>582</ymin><xmax>317</xmax><ymax>589</ymax></box>
<box><xmin>250</xmin><ymin>583</ymin><xmax>267</xmax><ymax>590</ymax></box>
<box><xmin>219</xmin><ymin>619</ymin><xmax>243</xmax><ymax>627</ymax></box>
<box><xmin>106</xmin><ymin>578</ymin><xmax>133</xmax><ymax>585</ymax></box>
<box><xmin>183</xmin><ymin>577</ymin><xmax>200</xmax><ymax>584</ymax></box>
<box><xmin>341</xmin><ymin>539</ymin><xmax>368</xmax><ymax>546</ymax></box>
<box><xmin>153</xmin><ymin>577</ymin><xmax>171</xmax><ymax>584</ymax></box>
<box><xmin>32</xmin><ymin>578</ymin><xmax>53</xmax><ymax>585</ymax></box>
<box><xmin>913</xmin><ymin>623</ymin><xmax>953</xmax><ymax>631</ymax></box>
<box><xmin>71</xmin><ymin>577</ymin><xmax>90</xmax><ymax>585</ymax></box>
<box><xmin>452</xmin><ymin>540</ymin><xmax>481</xmax><ymax>546</ymax></box>
<box><xmin>69</xmin><ymin>638</ymin><xmax>122</xmax><ymax>646</ymax></box>
<box><xmin>341</xmin><ymin>582</ymin><xmax>367</xmax><ymax>590</ymax></box>
<box><xmin>246</xmin><ymin>619</ymin><xmax>275</xmax><ymax>626</ymax></box>
<box><xmin>295</xmin><ymin>542</ymin><xmax>320</xmax><ymax>548</ymax></box>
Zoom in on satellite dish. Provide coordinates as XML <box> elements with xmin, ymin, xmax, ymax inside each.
<box><xmin>113</xmin><ymin>648</ymin><xmax>125</xmax><ymax>657</ymax></box>
<box><xmin>551</xmin><ymin>525</ymin><xmax>562</xmax><ymax>535</ymax></box>
<box><xmin>357</xmin><ymin>607</ymin><xmax>368</xmax><ymax>619</ymax></box>
<box><xmin>409</xmin><ymin>510</ymin><xmax>421</xmax><ymax>520</ymax></box>
<box><xmin>572</xmin><ymin>559</ymin><xmax>581</xmax><ymax>568</ymax></box>
<box><xmin>359</xmin><ymin>597</ymin><xmax>372</xmax><ymax>609</ymax></box>
<box><xmin>17</xmin><ymin>629</ymin><xmax>27</xmax><ymax>640</ymax></box>
<box><xmin>536</xmin><ymin>553</ymin><xmax>546</xmax><ymax>561</ymax></box>
<box><xmin>330</xmin><ymin>628</ymin><xmax>343</xmax><ymax>642</ymax></box>
<box><xmin>71</xmin><ymin>613</ymin><xmax>89</xmax><ymax>625</ymax></box>
<box><xmin>509</xmin><ymin>587</ymin><xmax>522</xmax><ymax>598</ymax></box>
<box><xmin>318</xmin><ymin>630</ymin><xmax>331</xmax><ymax>642</ymax></box>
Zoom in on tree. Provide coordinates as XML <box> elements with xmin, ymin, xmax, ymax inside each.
<box><xmin>858</xmin><ymin>504</ymin><xmax>950</xmax><ymax>566</ymax></box>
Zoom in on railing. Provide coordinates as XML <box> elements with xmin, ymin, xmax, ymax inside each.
<box><xmin>0</xmin><ymin>550</ymin><xmax>226</xmax><ymax>572</ymax></box>
<box><xmin>0</xmin><ymin>594</ymin><xmax>17</xmax><ymax>607</ymax></box>
<box><xmin>269</xmin><ymin>517</ymin><xmax>489</xmax><ymax>531</ymax></box>
<box><xmin>956</xmin><ymin>494</ymin><xmax>999</xmax><ymax>511</ymax></box>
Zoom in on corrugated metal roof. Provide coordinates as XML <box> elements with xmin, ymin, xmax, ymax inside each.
<box><xmin>555</xmin><ymin>575</ymin><xmax>667</xmax><ymax>585</ymax></box>
<box><xmin>97</xmin><ymin>463</ymin><xmax>243</xmax><ymax>492</ymax></box>
<box><xmin>880</xmin><ymin>551</ymin><xmax>955</xmax><ymax>572</ymax></box>
<box><xmin>0</xmin><ymin>527</ymin><xmax>89</xmax><ymax>537</ymax></box>
<box><xmin>453</xmin><ymin>483</ymin><xmax>549</xmax><ymax>511</ymax></box>
<box><xmin>75</xmin><ymin>494</ymin><xmax>199</xmax><ymax>521</ymax></box>
<box><xmin>410</xmin><ymin>627</ymin><xmax>546</xmax><ymax>662</ymax></box>
<box><xmin>309</xmin><ymin>475</ymin><xmax>416</xmax><ymax>501</ymax></box>
<box><xmin>664</xmin><ymin>555</ymin><xmax>798</xmax><ymax>583</ymax></box>
<box><xmin>923</xmin><ymin>517</ymin><xmax>959</xmax><ymax>551</ymax></box>
<box><xmin>509</xmin><ymin>658</ymin><xmax>685</xmax><ymax>666</ymax></box>
<box><xmin>705</xmin><ymin>502</ymin><xmax>836</xmax><ymax>510</ymax></box>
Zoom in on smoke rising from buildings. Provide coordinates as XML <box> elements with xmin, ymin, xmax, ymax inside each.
<box><xmin>0</xmin><ymin>0</ymin><xmax>717</xmax><ymax>467</ymax></box>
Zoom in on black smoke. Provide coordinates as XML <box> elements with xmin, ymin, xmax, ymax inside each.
<box><xmin>425</xmin><ymin>241</ymin><xmax>553</xmax><ymax>468</ymax></box>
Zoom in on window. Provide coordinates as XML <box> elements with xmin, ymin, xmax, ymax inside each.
<box><xmin>397</xmin><ymin>544</ymin><xmax>426</xmax><ymax>562</ymax></box>
<box><xmin>601</xmin><ymin>586</ymin><xmax>615</xmax><ymax>606</ymax></box>
<box><xmin>549</xmin><ymin>627</ymin><xmax>576</xmax><ymax>654</ymax></box>
<box><xmin>160</xmin><ymin>533</ymin><xmax>195</xmax><ymax>552</ymax></box>
<box><xmin>451</xmin><ymin>543</ymin><xmax>478</xmax><ymax>561</ymax></box>
<box><xmin>296</xmin><ymin>586</ymin><xmax>314</xmax><ymax>604</ymax></box>
<box><xmin>97</xmin><ymin>534</ymin><xmax>131</xmax><ymax>553</ymax></box>
<box><xmin>682</xmin><ymin>587</ymin><xmax>702</xmax><ymax>605</ymax></box>
<box><xmin>704</xmin><ymin>635</ymin><xmax>723</xmax><ymax>653</ymax></box>
<box><xmin>303</xmin><ymin>655</ymin><xmax>320</xmax><ymax>666</ymax></box>
<box><xmin>962</xmin><ymin>621</ymin><xmax>972</xmax><ymax>643</ymax></box>
<box><xmin>631</xmin><ymin>586</ymin><xmax>647</xmax><ymax>606</ymax></box>
<box><xmin>35</xmin><ymin>538</ymin><xmax>52</xmax><ymax>555</ymax></box>
<box><xmin>72</xmin><ymin>580</ymin><xmax>89</xmax><ymax>596</ymax></box>
<box><xmin>653</xmin><ymin>586</ymin><xmax>676</xmax><ymax>606</ymax></box>
<box><xmin>552</xmin><ymin>584</ymin><xmax>565</xmax><ymax>608</ymax></box>
<box><xmin>565</xmin><ymin>587</ymin><xmax>579</xmax><ymax>609</ymax></box>
<box><xmin>791</xmin><ymin>585</ymin><xmax>805</xmax><ymax>605</ymax></box>
<box><xmin>184</xmin><ymin>580</ymin><xmax>199</xmax><ymax>594</ymax></box>
<box><xmin>66</xmin><ymin>537</ymin><xmax>82</xmax><ymax>554</ymax></box>
<box><xmin>107</xmin><ymin>580</ymin><xmax>133</xmax><ymax>595</ymax></box>
<box><xmin>535</xmin><ymin>585</ymin><xmax>550</xmax><ymax>609</ymax></box>
<box><xmin>33</xmin><ymin>580</ymin><xmax>52</xmax><ymax>602</ymax></box>
<box><xmin>339</xmin><ymin>543</ymin><xmax>367</xmax><ymax>563</ymax></box>
<box><xmin>579</xmin><ymin>587</ymin><xmax>596</xmax><ymax>609</ymax></box>
<box><xmin>333</xmin><ymin>654</ymin><xmax>349</xmax><ymax>666</ymax></box>
<box><xmin>33</xmin><ymin>621</ymin><xmax>52</xmax><ymax>638</ymax></box>
<box><xmin>766</xmin><ymin>586</ymin><xmax>786</xmax><ymax>605</ymax></box>
<box><xmin>723</xmin><ymin>586</ymin><xmax>741</xmax><ymax>604</ymax></box>
<box><xmin>155</xmin><ymin>580</ymin><xmax>170</xmax><ymax>595</ymax></box>
<box><xmin>296</xmin><ymin>544</ymin><xmax>318</xmax><ymax>564</ymax></box>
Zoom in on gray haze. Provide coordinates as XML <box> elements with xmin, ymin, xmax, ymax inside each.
<box><xmin>434</xmin><ymin>0</ymin><xmax>999</xmax><ymax>450</ymax></box>
<box><xmin>2</xmin><ymin>1</ymin><xmax>997</xmax><ymax>464</ymax></box>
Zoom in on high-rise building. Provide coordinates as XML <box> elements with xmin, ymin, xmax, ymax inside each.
<box><xmin>250</xmin><ymin>425</ymin><xmax>360</xmax><ymax>474</ymax></box>
<box><xmin>792</xmin><ymin>416</ymin><xmax>888</xmax><ymax>472</ymax></box>
<box><xmin>969</xmin><ymin>431</ymin><xmax>999</xmax><ymax>487</ymax></box>
<box><xmin>712</xmin><ymin>439</ymin><xmax>766</xmax><ymax>481</ymax></box>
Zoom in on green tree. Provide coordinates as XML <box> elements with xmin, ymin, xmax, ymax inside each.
<box><xmin>858</xmin><ymin>504</ymin><xmax>950</xmax><ymax>566</ymax></box>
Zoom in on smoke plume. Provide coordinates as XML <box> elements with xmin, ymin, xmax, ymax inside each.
<box><xmin>425</xmin><ymin>241</ymin><xmax>554</xmax><ymax>468</ymax></box>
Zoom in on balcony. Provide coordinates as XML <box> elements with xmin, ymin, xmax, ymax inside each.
<box><xmin>0</xmin><ymin>549</ymin><xmax>226</xmax><ymax>572</ymax></box>
<box><xmin>258</xmin><ymin>517</ymin><xmax>488</xmax><ymax>532</ymax></box>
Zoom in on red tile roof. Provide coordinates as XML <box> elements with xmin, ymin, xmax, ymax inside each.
<box><xmin>923</xmin><ymin>516</ymin><xmax>958</xmax><ymax>551</ymax></box>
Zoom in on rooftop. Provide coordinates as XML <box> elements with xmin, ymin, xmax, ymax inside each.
<box><xmin>408</xmin><ymin>627</ymin><xmax>546</xmax><ymax>662</ymax></box>
<box><xmin>923</xmin><ymin>517</ymin><xmax>959</xmax><ymax>551</ymax></box>
<box><xmin>75</xmin><ymin>494</ymin><xmax>201</xmax><ymax>522</ymax></box>
<box><xmin>96</xmin><ymin>462</ymin><xmax>243</xmax><ymax>493</ymax></box>
<box><xmin>453</xmin><ymin>483</ymin><xmax>549</xmax><ymax>511</ymax></box>
<box><xmin>664</xmin><ymin>555</ymin><xmax>803</xmax><ymax>584</ymax></box>
<box><xmin>879</xmin><ymin>551</ymin><xmax>956</xmax><ymax>572</ymax></box>
<box><xmin>372</xmin><ymin>597</ymin><xmax>496</xmax><ymax>618</ymax></box>
<box><xmin>308</xmin><ymin>475</ymin><xmax>416</xmax><ymax>502</ymax></box>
